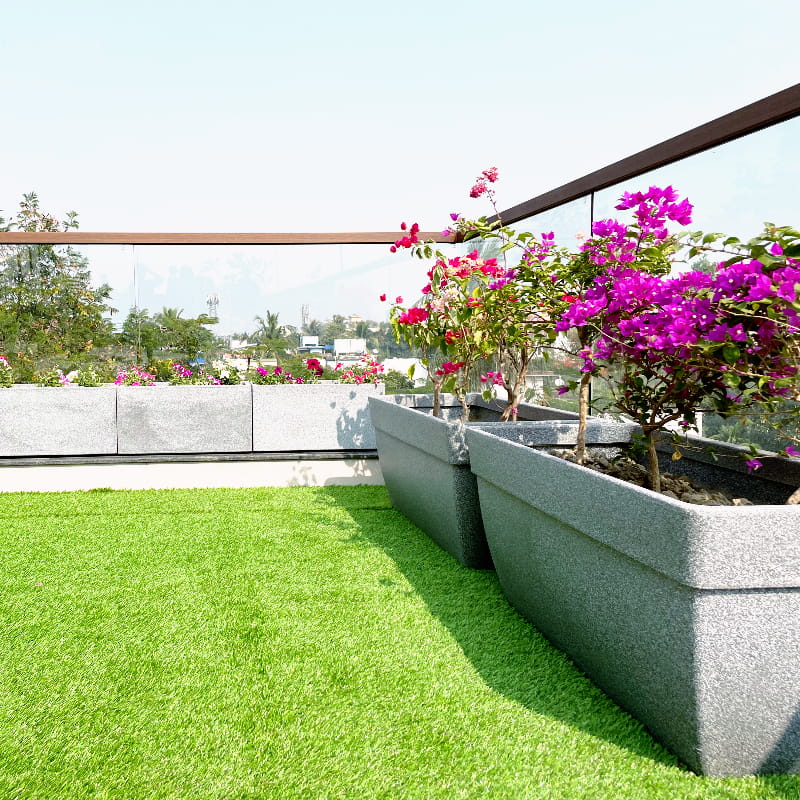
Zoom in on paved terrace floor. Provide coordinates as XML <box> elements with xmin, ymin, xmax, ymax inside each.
<box><xmin>0</xmin><ymin>452</ymin><xmax>384</xmax><ymax>492</ymax></box>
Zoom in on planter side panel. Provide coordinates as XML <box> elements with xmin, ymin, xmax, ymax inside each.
<box><xmin>695</xmin><ymin>591</ymin><xmax>800</xmax><ymax>775</ymax></box>
<box><xmin>0</xmin><ymin>387</ymin><xmax>117</xmax><ymax>456</ymax></box>
<box><xmin>474</xmin><ymin>477</ymin><xmax>701</xmax><ymax>769</ymax></box>
<box><xmin>253</xmin><ymin>384</ymin><xmax>383</xmax><ymax>451</ymax></box>
<box><xmin>117</xmin><ymin>385</ymin><xmax>252</xmax><ymax>454</ymax></box>
<box><xmin>468</xmin><ymin>427</ymin><xmax>800</xmax><ymax>776</ymax></box>
<box><xmin>374</xmin><ymin>427</ymin><xmax>490</xmax><ymax>568</ymax></box>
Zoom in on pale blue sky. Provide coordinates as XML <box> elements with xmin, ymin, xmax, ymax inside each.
<box><xmin>1</xmin><ymin>0</ymin><xmax>799</xmax><ymax>331</ymax></box>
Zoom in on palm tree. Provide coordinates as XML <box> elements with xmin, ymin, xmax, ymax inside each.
<box><xmin>253</xmin><ymin>310</ymin><xmax>291</xmax><ymax>360</ymax></box>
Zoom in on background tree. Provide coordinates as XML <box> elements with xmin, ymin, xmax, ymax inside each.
<box><xmin>121</xmin><ymin>307</ymin><xmax>164</xmax><ymax>363</ymax></box>
<box><xmin>303</xmin><ymin>319</ymin><xmax>323</xmax><ymax>337</ymax></box>
<box><xmin>253</xmin><ymin>311</ymin><xmax>292</xmax><ymax>359</ymax></box>
<box><xmin>153</xmin><ymin>306</ymin><xmax>218</xmax><ymax>363</ymax></box>
<box><xmin>0</xmin><ymin>192</ymin><xmax>115</xmax><ymax>379</ymax></box>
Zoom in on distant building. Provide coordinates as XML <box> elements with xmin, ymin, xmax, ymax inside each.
<box><xmin>334</xmin><ymin>338</ymin><xmax>367</xmax><ymax>357</ymax></box>
<box><xmin>299</xmin><ymin>335</ymin><xmax>324</xmax><ymax>354</ymax></box>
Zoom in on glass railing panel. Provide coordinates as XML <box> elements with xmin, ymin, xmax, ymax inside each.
<box><xmin>0</xmin><ymin>240</ymin><xmax>462</xmax><ymax>389</ymax></box>
<box><xmin>593</xmin><ymin>115</ymin><xmax>800</xmax><ymax>242</ymax></box>
<box><xmin>472</xmin><ymin>197</ymin><xmax>594</xmax><ymax>413</ymax></box>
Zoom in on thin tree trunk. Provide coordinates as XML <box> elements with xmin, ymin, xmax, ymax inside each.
<box><xmin>645</xmin><ymin>432</ymin><xmax>662</xmax><ymax>493</ymax></box>
<box><xmin>575</xmin><ymin>371</ymin><xmax>591</xmax><ymax>465</ymax></box>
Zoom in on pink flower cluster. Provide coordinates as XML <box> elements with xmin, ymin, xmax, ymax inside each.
<box><xmin>335</xmin><ymin>354</ymin><xmax>384</xmax><ymax>384</ymax></box>
<box><xmin>254</xmin><ymin>365</ymin><xmax>304</xmax><ymax>384</ymax></box>
<box><xmin>390</xmin><ymin>222</ymin><xmax>420</xmax><ymax>253</ymax></box>
<box><xmin>469</xmin><ymin>167</ymin><xmax>499</xmax><ymax>198</ymax></box>
<box><xmin>557</xmin><ymin>254</ymin><xmax>800</xmax><ymax>411</ymax></box>
<box><xmin>114</xmin><ymin>367</ymin><xmax>156</xmax><ymax>386</ymax></box>
<box><xmin>580</xmin><ymin>185</ymin><xmax>693</xmax><ymax>266</ymax></box>
<box><xmin>305</xmin><ymin>357</ymin><xmax>324</xmax><ymax>377</ymax></box>
<box><xmin>435</xmin><ymin>360</ymin><xmax>465</xmax><ymax>376</ymax></box>
<box><xmin>396</xmin><ymin>306</ymin><xmax>429</xmax><ymax>325</ymax></box>
<box><xmin>480</xmin><ymin>371</ymin><xmax>504</xmax><ymax>386</ymax></box>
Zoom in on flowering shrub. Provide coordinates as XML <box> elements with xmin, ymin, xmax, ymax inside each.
<box><xmin>334</xmin><ymin>354</ymin><xmax>384</xmax><ymax>384</ymax></box>
<box><xmin>0</xmin><ymin>356</ymin><xmax>13</xmax><ymax>388</ymax></box>
<box><xmin>114</xmin><ymin>367</ymin><xmax>156</xmax><ymax>386</ymax></box>
<box><xmin>249</xmin><ymin>365</ymin><xmax>305</xmax><ymax>385</ymax></box>
<box><xmin>75</xmin><ymin>366</ymin><xmax>103</xmax><ymax>386</ymax></box>
<box><xmin>168</xmin><ymin>362</ymin><xmax>222</xmax><ymax>385</ymax></box>
<box><xmin>384</xmin><ymin>250</ymin><xmax>499</xmax><ymax>418</ymax></box>
<box><xmin>36</xmin><ymin>367</ymin><xmax>71</xmax><ymax>387</ymax></box>
<box><xmin>386</xmin><ymin>165</ymin><xmax>800</xmax><ymax>492</ymax></box>
<box><xmin>558</xmin><ymin>224</ymin><xmax>800</xmax><ymax>490</ymax></box>
<box><xmin>305</xmin><ymin>357</ymin><xmax>325</xmax><ymax>379</ymax></box>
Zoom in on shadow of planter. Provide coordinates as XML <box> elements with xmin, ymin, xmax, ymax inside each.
<box><xmin>368</xmin><ymin>393</ymin><xmax>620</xmax><ymax>569</ymax></box>
<box><xmin>465</xmin><ymin>424</ymin><xmax>800</xmax><ymax>777</ymax></box>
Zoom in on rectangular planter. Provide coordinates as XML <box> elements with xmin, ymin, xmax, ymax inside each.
<box><xmin>368</xmin><ymin>393</ymin><xmax>623</xmax><ymax>569</ymax></box>
<box><xmin>465</xmin><ymin>425</ymin><xmax>800</xmax><ymax>776</ymax></box>
<box><xmin>0</xmin><ymin>386</ymin><xmax>117</xmax><ymax>457</ymax></box>
<box><xmin>252</xmin><ymin>383</ymin><xmax>384</xmax><ymax>452</ymax></box>
<box><xmin>117</xmin><ymin>384</ymin><xmax>253</xmax><ymax>454</ymax></box>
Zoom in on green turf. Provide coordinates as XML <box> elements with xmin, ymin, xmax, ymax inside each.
<box><xmin>0</xmin><ymin>485</ymin><xmax>797</xmax><ymax>799</ymax></box>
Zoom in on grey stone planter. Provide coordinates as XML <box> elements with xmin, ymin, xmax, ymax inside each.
<box><xmin>465</xmin><ymin>424</ymin><xmax>800</xmax><ymax>776</ymax></box>
<box><xmin>369</xmin><ymin>393</ymin><xmax>590</xmax><ymax>569</ymax></box>
<box><xmin>117</xmin><ymin>384</ymin><xmax>253</xmax><ymax>454</ymax></box>
<box><xmin>0</xmin><ymin>386</ymin><xmax>117</xmax><ymax>456</ymax></box>
<box><xmin>253</xmin><ymin>383</ymin><xmax>384</xmax><ymax>452</ymax></box>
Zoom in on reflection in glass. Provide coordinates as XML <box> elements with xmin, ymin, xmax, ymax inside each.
<box><xmin>510</xmin><ymin>195</ymin><xmax>592</xmax><ymax>250</ymax></box>
<box><xmin>593</xmin><ymin>116</ymin><xmax>800</xmax><ymax>240</ymax></box>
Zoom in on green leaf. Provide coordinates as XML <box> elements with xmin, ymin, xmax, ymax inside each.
<box><xmin>722</xmin><ymin>344</ymin><xmax>741</xmax><ymax>365</ymax></box>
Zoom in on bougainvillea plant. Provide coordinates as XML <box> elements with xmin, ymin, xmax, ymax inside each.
<box><xmin>168</xmin><ymin>362</ymin><xmax>223</xmax><ymax>385</ymax></box>
<box><xmin>558</xmin><ymin>225</ymin><xmax>800</xmax><ymax>491</ymax></box>
<box><xmin>35</xmin><ymin>367</ymin><xmax>71</xmax><ymax>387</ymax></box>
<box><xmin>249</xmin><ymin>365</ymin><xmax>306</xmax><ymax>385</ymax></box>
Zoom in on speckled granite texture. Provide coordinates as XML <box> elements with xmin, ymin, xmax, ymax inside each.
<box><xmin>466</xmin><ymin>425</ymin><xmax>800</xmax><ymax>776</ymax></box>
<box><xmin>0</xmin><ymin>386</ymin><xmax>117</xmax><ymax>456</ymax></box>
<box><xmin>369</xmin><ymin>394</ymin><xmax>630</xmax><ymax>569</ymax></box>
<box><xmin>118</xmin><ymin>384</ymin><xmax>253</xmax><ymax>454</ymax></box>
<box><xmin>253</xmin><ymin>383</ymin><xmax>384</xmax><ymax>451</ymax></box>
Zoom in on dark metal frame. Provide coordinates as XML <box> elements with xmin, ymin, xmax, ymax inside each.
<box><xmin>0</xmin><ymin>83</ymin><xmax>797</xmax><ymax>245</ymax></box>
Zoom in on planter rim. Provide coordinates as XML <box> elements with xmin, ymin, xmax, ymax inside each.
<box><xmin>466</xmin><ymin>425</ymin><xmax>800</xmax><ymax>589</ymax></box>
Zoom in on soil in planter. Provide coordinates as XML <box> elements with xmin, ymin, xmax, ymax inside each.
<box><xmin>548</xmin><ymin>447</ymin><xmax>760</xmax><ymax>506</ymax></box>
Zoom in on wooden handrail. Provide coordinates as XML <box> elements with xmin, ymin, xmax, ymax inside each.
<box><xmin>0</xmin><ymin>231</ymin><xmax>454</xmax><ymax>245</ymax></box>
<box><xmin>492</xmin><ymin>82</ymin><xmax>800</xmax><ymax>225</ymax></box>
<box><xmin>0</xmin><ymin>83</ymin><xmax>797</xmax><ymax>243</ymax></box>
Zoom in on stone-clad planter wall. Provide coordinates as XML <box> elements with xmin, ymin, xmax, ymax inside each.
<box><xmin>0</xmin><ymin>384</ymin><xmax>383</xmax><ymax>457</ymax></box>
<box><xmin>465</xmin><ymin>425</ymin><xmax>800</xmax><ymax>777</ymax></box>
<box><xmin>117</xmin><ymin>384</ymin><xmax>253</xmax><ymax>454</ymax></box>
<box><xmin>253</xmin><ymin>384</ymin><xmax>384</xmax><ymax>451</ymax></box>
<box><xmin>0</xmin><ymin>386</ymin><xmax>118</xmax><ymax>457</ymax></box>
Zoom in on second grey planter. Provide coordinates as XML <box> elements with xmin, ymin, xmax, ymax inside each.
<box><xmin>465</xmin><ymin>424</ymin><xmax>800</xmax><ymax>776</ymax></box>
<box><xmin>369</xmin><ymin>393</ymin><xmax>600</xmax><ymax>569</ymax></box>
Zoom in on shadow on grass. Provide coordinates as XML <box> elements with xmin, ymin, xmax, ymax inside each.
<box><xmin>317</xmin><ymin>488</ymin><xmax>800</xmax><ymax>798</ymax></box>
<box><xmin>316</xmin><ymin>487</ymin><xmax>683</xmax><ymax>771</ymax></box>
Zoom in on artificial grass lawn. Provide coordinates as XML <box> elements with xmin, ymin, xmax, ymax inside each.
<box><xmin>0</xmin><ymin>486</ymin><xmax>797</xmax><ymax>800</ymax></box>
